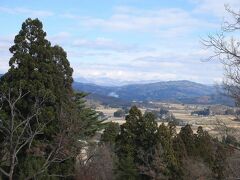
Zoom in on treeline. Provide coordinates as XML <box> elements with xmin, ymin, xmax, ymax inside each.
<box><xmin>191</xmin><ymin>108</ymin><xmax>210</xmax><ymax>116</ymax></box>
<box><xmin>98</xmin><ymin>106</ymin><xmax>235</xmax><ymax>180</ymax></box>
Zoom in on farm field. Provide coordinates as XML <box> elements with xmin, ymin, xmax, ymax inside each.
<box><xmin>97</xmin><ymin>102</ymin><xmax>240</xmax><ymax>138</ymax></box>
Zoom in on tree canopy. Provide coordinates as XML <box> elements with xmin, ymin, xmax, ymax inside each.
<box><xmin>0</xmin><ymin>18</ymin><xmax>103</xmax><ymax>180</ymax></box>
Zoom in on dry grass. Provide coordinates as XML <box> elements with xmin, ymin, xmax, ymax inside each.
<box><xmin>98</xmin><ymin>103</ymin><xmax>240</xmax><ymax>138</ymax></box>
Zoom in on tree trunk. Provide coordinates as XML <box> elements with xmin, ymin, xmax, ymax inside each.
<box><xmin>9</xmin><ymin>155</ymin><xmax>15</xmax><ymax>180</ymax></box>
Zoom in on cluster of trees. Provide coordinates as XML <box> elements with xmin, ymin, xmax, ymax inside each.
<box><xmin>146</xmin><ymin>108</ymin><xmax>176</xmax><ymax>122</ymax></box>
<box><xmin>113</xmin><ymin>107</ymin><xmax>130</xmax><ymax>118</ymax></box>
<box><xmin>101</xmin><ymin>106</ymin><xmax>232</xmax><ymax>180</ymax></box>
<box><xmin>113</xmin><ymin>109</ymin><xmax>126</xmax><ymax>118</ymax></box>
<box><xmin>0</xmin><ymin>18</ymin><xmax>104</xmax><ymax>179</ymax></box>
<box><xmin>191</xmin><ymin>108</ymin><xmax>210</xmax><ymax>116</ymax></box>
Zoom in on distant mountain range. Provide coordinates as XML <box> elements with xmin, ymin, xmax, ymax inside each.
<box><xmin>0</xmin><ymin>73</ymin><xmax>234</xmax><ymax>106</ymax></box>
<box><xmin>74</xmin><ymin>77</ymin><xmax>170</xmax><ymax>86</ymax></box>
<box><xmin>73</xmin><ymin>80</ymin><xmax>234</xmax><ymax>106</ymax></box>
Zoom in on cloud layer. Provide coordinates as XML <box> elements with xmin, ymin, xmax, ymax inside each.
<box><xmin>0</xmin><ymin>0</ymin><xmax>236</xmax><ymax>85</ymax></box>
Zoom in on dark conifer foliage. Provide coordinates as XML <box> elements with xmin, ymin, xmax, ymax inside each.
<box><xmin>115</xmin><ymin>106</ymin><xmax>181</xmax><ymax>180</ymax></box>
<box><xmin>101</xmin><ymin>122</ymin><xmax>120</xmax><ymax>145</ymax></box>
<box><xmin>0</xmin><ymin>18</ymin><xmax>103</xmax><ymax>180</ymax></box>
<box><xmin>111</xmin><ymin>106</ymin><xmax>231</xmax><ymax>180</ymax></box>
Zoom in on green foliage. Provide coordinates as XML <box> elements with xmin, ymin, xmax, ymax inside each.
<box><xmin>157</xmin><ymin>123</ymin><xmax>181</xmax><ymax>178</ymax></box>
<box><xmin>101</xmin><ymin>122</ymin><xmax>120</xmax><ymax>145</ymax></box>
<box><xmin>113</xmin><ymin>109</ymin><xmax>230</xmax><ymax>180</ymax></box>
<box><xmin>212</xmin><ymin>144</ymin><xmax>228</xmax><ymax>180</ymax></box>
<box><xmin>195</xmin><ymin>126</ymin><xmax>215</xmax><ymax>165</ymax></box>
<box><xmin>172</xmin><ymin>135</ymin><xmax>187</xmax><ymax>161</ymax></box>
<box><xmin>75</xmin><ymin>92</ymin><xmax>105</xmax><ymax>139</ymax></box>
<box><xmin>115</xmin><ymin>106</ymin><xmax>183</xmax><ymax>180</ymax></box>
<box><xmin>191</xmin><ymin>108</ymin><xmax>210</xmax><ymax>116</ymax></box>
<box><xmin>0</xmin><ymin>18</ymin><xmax>103</xmax><ymax>179</ymax></box>
<box><xmin>113</xmin><ymin>109</ymin><xmax>125</xmax><ymax>117</ymax></box>
<box><xmin>177</xmin><ymin>125</ymin><xmax>229</xmax><ymax>179</ymax></box>
<box><xmin>18</xmin><ymin>156</ymin><xmax>47</xmax><ymax>180</ymax></box>
<box><xmin>146</xmin><ymin>108</ymin><xmax>176</xmax><ymax>122</ymax></box>
<box><xmin>178</xmin><ymin>124</ymin><xmax>197</xmax><ymax>156</ymax></box>
<box><xmin>17</xmin><ymin>156</ymin><xmax>74</xmax><ymax>180</ymax></box>
<box><xmin>116</xmin><ymin>154</ymin><xmax>138</xmax><ymax>180</ymax></box>
<box><xmin>0</xmin><ymin>18</ymin><xmax>76</xmax><ymax>179</ymax></box>
<box><xmin>0</xmin><ymin>18</ymin><xmax>74</xmax><ymax>138</ymax></box>
<box><xmin>115</xmin><ymin>106</ymin><xmax>157</xmax><ymax>179</ymax></box>
<box><xmin>223</xmin><ymin>135</ymin><xmax>239</xmax><ymax>147</ymax></box>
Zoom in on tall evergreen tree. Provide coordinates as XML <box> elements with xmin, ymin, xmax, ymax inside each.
<box><xmin>178</xmin><ymin>124</ymin><xmax>197</xmax><ymax>156</ymax></box>
<box><xmin>115</xmin><ymin>107</ymin><xmax>140</xmax><ymax>180</ymax></box>
<box><xmin>115</xmin><ymin>106</ymin><xmax>173</xmax><ymax>180</ymax></box>
<box><xmin>157</xmin><ymin>123</ymin><xmax>181</xmax><ymax>179</ymax></box>
<box><xmin>101</xmin><ymin>122</ymin><xmax>120</xmax><ymax>145</ymax></box>
<box><xmin>195</xmin><ymin>126</ymin><xmax>215</xmax><ymax>166</ymax></box>
<box><xmin>212</xmin><ymin>144</ymin><xmax>228</xmax><ymax>180</ymax></box>
<box><xmin>0</xmin><ymin>18</ymin><xmax>103</xmax><ymax>179</ymax></box>
<box><xmin>74</xmin><ymin>92</ymin><xmax>105</xmax><ymax>139</ymax></box>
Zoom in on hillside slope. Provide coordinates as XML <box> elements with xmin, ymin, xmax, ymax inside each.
<box><xmin>73</xmin><ymin>80</ymin><xmax>234</xmax><ymax>106</ymax></box>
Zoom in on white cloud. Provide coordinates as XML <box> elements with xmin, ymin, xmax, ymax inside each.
<box><xmin>51</xmin><ymin>32</ymin><xmax>71</xmax><ymax>39</ymax></box>
<box><xmin>74</xmin><ymin>66</ymin><xmax>178</xmax><ymax>83</ymax></box>
<box><xmin>191</xmin><ymin>0</ymin><xmax>240</xmax><ymax>17</ymax></box>
<box><xmin>59</xmin><ymin>5</ymin><xmax>224</xmax><ymax>84</ymax></box>
<box><xmin>0</xmin><ymin>36</ymin><xmax>13</xmax><ymax>73</ymax></box>
<box><xmin>70</xmin><ymin>45</ymin><xmax>223</xmax><ymax>85</ymax></box>
<box><xmin>0</xmin><ymin>3</ymin><xmax>226</xmax><ymax>84</ymax></box>
<box><xmin>48</xmin><ymin>32</ymin><xmax>71</xmax><ymax>45</ymax></box>
<box><xmin>0</xmin><ymin>57</ymin><xmax>9</xmax><ymax>74</ymax></box>
<box><xmin>0</xmin><ymin>6</ymin><xmax>54</xmax><ymax>17</ymax></box>
<box><xmin>63</xmin><ymin>6</ymin><xmax>215</xmax><ymax>37</ymax></box>
<box><xmin>72</xmin><ymin>60</ymin><xmax>222</xmax><ymax>85</ymax></box>
<box><xmin>72</xmin><ymin>37</ymin><xmax>151</xmax><ymax>53</ymax></box>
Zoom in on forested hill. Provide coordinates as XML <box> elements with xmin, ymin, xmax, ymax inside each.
<box><xmin>73</xmin><ymin>80</ymin><xmax>234</xmax><ymax>106</ymax></box>
<box><xmin>0</xmin><ymin>73</ymin><xmax>233</xmax><ymax>106</ymax></box>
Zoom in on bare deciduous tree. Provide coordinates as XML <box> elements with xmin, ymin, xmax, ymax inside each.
<box><xmin>0</xmin><ymin>88</ymin><xmax>46</xmax><ymax>180</ymax></box>
<box><xmin>75</xmin><ymin>144</ymin><xmax>115</xmax><ymax>180</ymax></box>
<box><xmin>0</xmin><ymin>88</ymin><xmax>80</xmax><ymax>180</ymax></box>
<box><xmin>203</xmin><ymin>5</ymin><xmax>240</xmax><ymax>108</ymax></box>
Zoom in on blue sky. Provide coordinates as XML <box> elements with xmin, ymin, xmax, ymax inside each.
<box><xmin>0</xmin><ymin>0</ymin><xmax>239</xmax><ymax>85</ymax></box>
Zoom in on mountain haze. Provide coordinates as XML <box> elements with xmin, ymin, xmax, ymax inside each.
<box><xmin>73</xmin><ymin>80</ymin><xmax>234</xmax><ymax>106</ymax></box>
<box><xmin>0</xmin><ymin>73</ymin><xmax>233</xmax><ymax>106</ymax></box>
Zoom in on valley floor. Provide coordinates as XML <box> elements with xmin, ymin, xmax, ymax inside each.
<box><xmin>97</xmin><ymin>102</ymin><xmax>240</xmax><ymax>139</ymax></box>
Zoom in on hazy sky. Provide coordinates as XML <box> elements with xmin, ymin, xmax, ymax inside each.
<box><xmin>0</xmin><ymin>0</ymin><xmax>239</xmax><ymax>85</ymax></box>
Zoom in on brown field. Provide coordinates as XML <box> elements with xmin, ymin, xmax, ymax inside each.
<box><xmin>97</xmin><ymin>102</ymin><xmax>240</xmax><ymax>139</ymax></box>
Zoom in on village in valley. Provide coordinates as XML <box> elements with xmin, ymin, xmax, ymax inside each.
<box><xmin>92</xmin><ymin>100</ymin><xmax>240</xmax><ymax>139</ymax></box>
